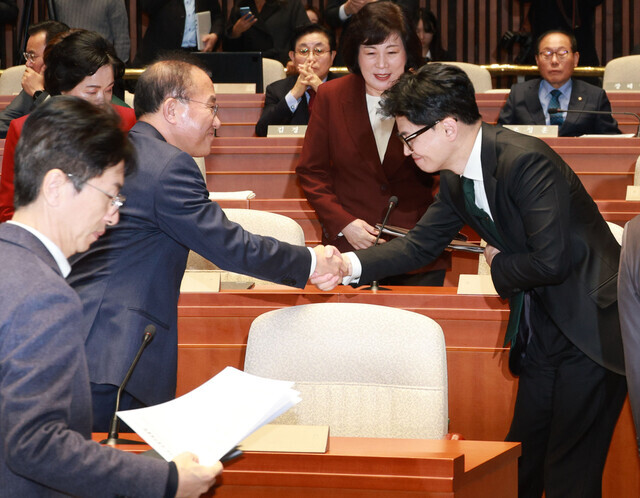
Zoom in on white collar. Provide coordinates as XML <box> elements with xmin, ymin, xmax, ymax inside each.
<box><xmin>7</xmin><ymin>220</ymin><xmax>71</xmax><ymax>277</ymax></box>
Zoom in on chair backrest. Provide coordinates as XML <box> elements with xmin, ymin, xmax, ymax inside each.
<box><xmin>607</xmin><ymin>221</ymin><xmax>624</xmax><ymax>245</ymax></box>
<box><xmin>603</xmin><ymin>55</ymin><xmax>640</xmax><ymax>91</ymax></box>
<box><xmin>186</xmin><ymin>209</ymin><xmax>306</xmax><ymax>284</ymax></box>
<box><xmin>441</xmin><ymin>61</ymin><xmax>492</xmax><ymax>93</ymax></box>
<box><xmin>244</xmin><ymin>302</ymin><xmax>448</xmax><ymax>439</ymax></box>
<box><xmin>0</xmin><ymin>65</ymin><xmax>25</xmax><ymax>95</ymax></box>
<box><xmin>262</xmin><ymin>58</ymin><xmax>286</xmax><ymax>88</ymax></box>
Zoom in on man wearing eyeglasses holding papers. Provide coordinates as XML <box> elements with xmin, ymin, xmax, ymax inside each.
<box><xmin>255</xmin><ymin>24</ymin><xmax>337</xmax><ymax>136</ymax></box>
<box><xmin>498</xmin><ymin>30</ymin><xmax>620</xmax><ymax>137</ymax></box>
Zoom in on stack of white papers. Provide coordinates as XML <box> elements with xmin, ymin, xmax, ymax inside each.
<box><xmin>117</xmin><ymin>367</ymin><xmax>300</xmax><ymax>465</ymax></box>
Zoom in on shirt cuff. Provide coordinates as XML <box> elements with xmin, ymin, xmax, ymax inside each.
<box><xmin>342</xmin><ymin>251</ymin><xmax>361</xmax><ymax>285</ymax></box>
<box><xmin>285</xmin><ymin>91</ymin><xmax>301</xmax><ymax>113</ymax></box>
<box><xmin>339</xmin><ymin>4</ymin><xmax>350</xmax><ymax>21</ymax></box>
<box><xmin>308</xmin><ymin>246</ymin><xmax>317</xmax><ymax>278</ymax></box>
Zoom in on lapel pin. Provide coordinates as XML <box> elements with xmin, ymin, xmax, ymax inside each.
<box><xmin>578</xmin><ymin>96</ymin><xmax>583</xmax><ymax>101</ymax></box>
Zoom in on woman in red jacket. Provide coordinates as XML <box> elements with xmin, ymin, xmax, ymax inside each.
<box><xmin>0</xmin><ymin>29</ymin><xmax>136</xmax><ymax>222</ymax></box>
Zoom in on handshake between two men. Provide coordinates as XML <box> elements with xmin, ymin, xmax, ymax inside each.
<box><xmin>310</xmin><ymin>245</ymin><xmax>351</xmax><ymax>291</ymax></box>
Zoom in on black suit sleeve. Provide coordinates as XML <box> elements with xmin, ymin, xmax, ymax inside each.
<box><xmin>324</xmin><ymin>0</ymin><xmax>346</xmax><ymax>28</ymax></box>
<box><xmin>0</xmin><ymin>91</ymin><xmax>34</xmax><ymax>139</ymax></box>
<box><xmin>357</xmin><ymin>189</ymin><xmax>464</xmax><ymax>284</ymax></box>
<box><xmin>207</xmin><ymin>0</ymin><xmax>224</xmax><ymax>36</ymax></box>
<box><xmin>497</xmin><ymin>85</ymin><xmax>518</xmax><ymax>125</ymax></box>
<box><xmin>593</xmin><ymin>89</ymin><xmax>621</xmax><ymax>134</ymax></box>
<box><xmin>489</xmin><ymin>150</ymin><xmax>573</xmax><ymax>297</ymax></box>
<box><xmin>255</xmin><ymin>81</ymin><xmax>297</xmax><ymax>136</ymax></box>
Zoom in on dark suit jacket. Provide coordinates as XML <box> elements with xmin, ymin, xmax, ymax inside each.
<box><xmin>223</xmin><ymin>0</ymin><xmax>309</xmax><ymax>66</ymax></box>
<box><xmin>135</xmin><ymin>0</ymin><xmax>224</xmax><ymax>65</ymax></box>
<box><xmin>68</xmin><ymin>121</ymin><xmax>312</xmax><ymax>407</ymax></box>
<box><xmin>618</xmin><ymin>215</ymin><xmax>640</xmax><ymax>450</ymax></box>
<box><xmin>0</xmin><ymin>223</ymin><xmax>170</xmax><ymax>496</ymax></box>
<box><xmin>296</xmin><ymin>74</ymin><xmax>444</xmax><ymax>263</ymax></box>
<box><xmin>255</xmin><ymin>72</ymin><xmax>338</xmax><ymax>137</ymax></box>
<box><xmin>497</xmin><ymin>78</ymin><xmax>621</xmax><ymax>136</ymax></box>
<box><xmin>357</xmin><ymin>123</ymin><xmax>624</xmax><ymax>375</ymax></box>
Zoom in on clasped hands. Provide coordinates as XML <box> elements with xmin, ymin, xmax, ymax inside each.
<box><xmin>310</xmin><ymin>245</ymin><xmax>351</xmax><ymax>290</ymax></box>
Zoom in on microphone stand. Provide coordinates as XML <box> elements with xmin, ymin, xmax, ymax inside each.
<box><xmin>362</xmin><ymin>196</ymin><xmax>397</xmax><ymax>292</ymax></box>
<box><xmin>549</xmin><ymin>108</ymin><xmax>640</xmax><ymax>138</ymax></box>
<box><xmin>101</xmin><ymin>326</ymin><xmax>156</xmax><ymax>446</ymax></box>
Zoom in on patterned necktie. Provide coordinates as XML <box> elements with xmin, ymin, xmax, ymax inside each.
<box><xmin>307</xmin><ymin>88</ymin><xmax>316</xmax><ymax>114</ymax></box>
<box><xmin>461</xmin><ymin>176</ymin><xmax>523</xmax><ymax>348</ymax></box>
<box><xmin>549</xmin><ymin>89</ymin><xmax>564</xmax><ymax>126</ymax></box>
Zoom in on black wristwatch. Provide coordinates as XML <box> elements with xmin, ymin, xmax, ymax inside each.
<box><xmin>33</xmin><ymin>90</ymin><xmax>44</xmax><ymax>101</ymax></box>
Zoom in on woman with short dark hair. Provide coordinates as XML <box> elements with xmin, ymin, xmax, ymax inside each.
<box><xmin>0</xmin><ymin>29</ymin><xmax>136</xmax><ymax>222</ymax></box>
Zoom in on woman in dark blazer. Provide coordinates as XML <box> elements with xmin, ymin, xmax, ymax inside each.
<box><xmin>296</xmin><ymin>2</ymin><xmax>449</xmax><ymax>285</ymax></box>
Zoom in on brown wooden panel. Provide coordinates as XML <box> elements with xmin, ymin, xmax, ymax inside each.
<box><xmin>176</xmin><ymin>287</ymin><xmax>639</xmax><ymax>497</ymax></box>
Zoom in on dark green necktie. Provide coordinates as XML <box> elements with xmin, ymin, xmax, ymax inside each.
<box><xmin>461</xmin><ymin>176</ymin><xmax>523</xmax><ymax>347</ymax></box>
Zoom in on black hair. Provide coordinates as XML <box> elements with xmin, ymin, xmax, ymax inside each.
<box><xmin>342</xmin><ymin>1</ymin><xmax>423</xmax><ymax>75</ymax></box>
<box><xmin>44</xmin><ymin>29</ymin><xmax>124</xmax><ymax>96</ymax></box>
<box><xmin>289</xmin><ymin>23</ymin><xmax>336</xmax><ymax>52</ymax></box>
<box><xmin>536</xmin><ymin>29</ymin><xmax>578</xmax><ymax>54</ymax></box>
<box><xmin>28</xmin><ymin>20</ymin><xmax>70</xmax><ymax>45</ymax></box>
<box><xmin>14</xmin><ymin>96</ymin><xmax>135</xmax><ymax>209</ymax></box>
<box><xmin>380</xmin><ymin>63</ymin><xmax>481</xmax><ymax>125</ymax></box>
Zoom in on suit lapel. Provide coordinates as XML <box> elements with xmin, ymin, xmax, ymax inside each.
<box><xmin>342</xmin><ymin>76</ymin><xmax>381</xmax><ymax>170</ymax></box>
<box><xmin>477</xmin><ymin>124</ymin><xmax>512</xmax><ymax>251</ymax></box>
<box><xmin>524</xmin><ymin>79</ymin><xmax>546</xmax><ymax>124</ymax></box>
<box><xmin>560</xmin><ymin>79</ymin><xmax>587</xmax><ymax>134</ymax></box>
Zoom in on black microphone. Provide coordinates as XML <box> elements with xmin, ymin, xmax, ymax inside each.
<box><xmin>101</xmin><ymin>324</ymin><xmax>156</xmax><ymax>446</ymax></box>
<box><xmin>365</xmin><ymin>196</ymin><xmax>398</xmax><ymax>291</ymax></box>
<box><xmin>548</xmin><ymin>108</ymin><xmax>640</xmax><ymax>137</ymax></box>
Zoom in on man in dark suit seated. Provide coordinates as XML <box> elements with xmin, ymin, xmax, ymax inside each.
<box><xmin>0</xmin><ymin>96</ymin><xmax>221</xmax><ymax>497</ymax></box>
<box><xmin>255</xmin><ymin>24</ymin><xmax>338</xmax><ymax>137</ymax></box>
<box><xmin>318</xmin><ymin>63</ymin><xmax>626</xmax><ymax>498</ymax></box>
<box><xmin>498</xmin><ymin>30</ymin><xmax>621</xmax><ymax>137</ymax></box>
<box><xmin>68</xmin><ymin>59</ymin><xmax>345</xmax><ymax>433</ymax></box>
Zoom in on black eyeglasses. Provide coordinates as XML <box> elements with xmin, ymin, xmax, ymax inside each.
<box><xmin>397</xmin><ymin>120</ymin><xmax>440</xmax><ymax>151</ymax></box>
<box><xmin>67</xmin><ymin>173</ymin><xmax>125</xmax><ymax>210</ymax></box>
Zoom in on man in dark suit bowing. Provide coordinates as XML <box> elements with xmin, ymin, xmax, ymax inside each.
<box><xmin>498</xmin><ymin>30</ymin><xmax>620</xmax><ymax>137</ymax></box>
<box><xmin>68</xmin><ymin>59</ymin><xmax>345</xmax><ymax>433</ymax></box>
<box><xmin>255</xmin><ymin>24</ymin><xmax>338</xmax><ymax>137</ymax></box>
<box><xmin>317</xmin><ymin>63</ymin><xmax>626</xmax><ymax>498</ymax></box>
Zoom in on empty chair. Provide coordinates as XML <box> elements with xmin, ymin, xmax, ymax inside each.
<box><xmin>244</xmin><ymin>302</ymin><xmax>448</xmax><ymax>439</ymax></box>
<box><xmin>0</xmin><ymin>65</ymin><xmax>26</xmax><ymax>95</ymax></box>
<box><xmin>441</xmin><ymin>61</ymin><xmax>492</xmax><ymax>93</ymax></box>
<box><xmin>262</xmin><ymin>58</ymin><xmax>286</xmax><ymax>89</ymax></box>
<box><xmin>603</xmin><ymin>55</ymin><xmax>640</xmax><ymax>91</ymax></box>
<box><xmin>186</xmin><ymin>208</ymin><xmax>305</xmax><ymax>285</ymax></box>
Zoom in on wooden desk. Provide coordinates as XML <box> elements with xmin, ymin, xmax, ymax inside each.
<box><xmin>205</xmin><ymin>136</ymin><xmax>640</xmax><ymax>201</ymax></box>
<box><xmin>177</xmin><ymin>286</ymin><xmax>640</xmax><ymax>497</ymax></box>
<box><xmin>93</xmin><ymin>433</ymin><xmax>520</xmax><ymax>498</ymax></box>
<box><xmin>211</xmin><ymin>92</ymin><xmax>640</xmax><ymax>137</ymax></box>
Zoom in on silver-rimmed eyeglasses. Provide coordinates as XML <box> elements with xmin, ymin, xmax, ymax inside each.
<box><xmin>296</xmin><ymin>47</ymin><xmax>330</xmax><ymax>57</ymax></box>
<box><xmin>23</xmin><ymin>51</ymin><xmax>40</xmax><ymax>63</ymax></box>
<box><xmin>67</xmin><ymin>173</ymin><xmax>125</xmax><ymax>210</ymax></box>
<box><xmin>538</xmin><ymin>49</ymin><xmax>571</xmax><ymax>61</ymax></box>
<box><xmin>181</xmin><ymin>98</ymin><xmax>219</xmax><ymax>118</ymax></box>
